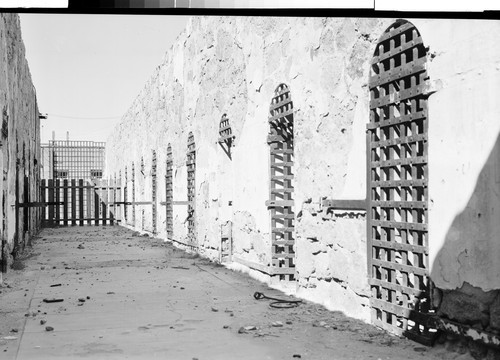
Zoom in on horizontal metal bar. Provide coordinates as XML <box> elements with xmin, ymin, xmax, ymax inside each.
<box><xmin>370</xmin><ymin>134</ymin><xmax>427</xmax><ymax>149</ymax></box>
<box><xmin>371</xmin><ymin>35</ymin><xmax>423</xmax><ymax>65</ymax></box>
<box><xmin>270</xmin><ymin>188</ymin><xmax>294</xmax><ymax>194</ymax></box>
<box><xmin>371</xmin><ymin>179</ymin><xmax>427</xmax><ymax>188</ymax></box>
<box><xmin>370</xmin><ymin>55</ymin><xmax>426</xmax><ymax>88</ymax></box>
<box><xmin>270</xmin><ymin>162</ymin><xmax>294</xmax><ymax>168</ymax></box>
<box><xmin>371</xmin><ymin>200</ymin><xmax>427</xmax><ymax>209</ymax></box>
<box><xmin>371</xmin><ymin>239</ymin><xmax>428</xmax><ymax>255</ymax></box>
<box><xmin>269</xmin><ymin>108</ymin><xmax>293</xmax><ymax>123</ymax></box>
<box><xmin>272</xmin><ymin>214</ymin><xmax>295</xmax><ymax>219</ymax></box>
<box><xmin>218</xmin><ymin>134</ymin><xmax>235</xmax><ymax>143</ymax></box>
<box><xmin>271</xmin><ymin>227</ymin><xmax>294</xmax><ymax>233</ymax></box>
<box><xmin>371</xmin><ymin>220</ymin><xmax>427</xmax><ymax>232</ymax></box>
<box><xmin>160</xmin><ymin>200</ymin><xmax>192</xmax><ymax>206</ymax></box>
<box><xmin>112</xmin><ymin>201</ymin><xmax>152</xmax><ymax>205</ymax></box>
<box><xmin>371</xmin><ymin>156</ymin><xmax>427</xmax><ymax>168</ymax></box>
<box><xmin>218</xmin><ymin>124</ymin><xmax>231</xmax><ymax>133</ymax></box>
<box><xmin>271</xmin><ymin>175</ymin><xmax>293</xmax><ymax>180</ymax></box>
<box><xmin>322</xmin><ymin>199</ymin><xmax>367</xmax><ymax>211</ymax></box>
<box><xmin>267</xmin><ymin>134</ymin><xmax>286</xmax><ymax>144</ymax></box>
<box><xmin>370</xmin><ymin>278</ymin><xmax>422</xmax><ymax>298</ymax></box>
<box><xmin>370</xmin><ymin>84</ymin><xmax>428</xmax><ymax>110</ymax></box>
<box><xmin>367</xmin><ymin>110</ymin><xmax>426</xmax><ymax>130</ymax></box>
<box><xmin>269</xmin><ymin>96</ymin><xmax>292</xmax><ymax>112</ymax></box>
<box><xmin>43</xmin><ymin>218</ymin><xmax>121</xmax><ymax>223</ymax></box>
<box><xmin>18</xmin><ymin>201</ymin><xmax>64</xmax><ymax>208</ymax></box>
<box><xmin>272</xmin><ymin>250</ymin><xmax>295</xmax><ymax>257</ymax></box>
<box><xmin>376</xmin><ymin>22</ymin><xmax>415</xmax><ymax>47</ymax></box>
<box><xmin>266</xmin><ymin>200</ymin><xmax>294</xmax><ymax>207</ymax></box>
<box><xmin>371</xmin><ymin>258</ymin><xmax>428</xmax><ymax>277</ymax></box>
<box><xmin>371</xmin><ymin>297</ymin><xmax>411</xmax><ymax>318</ymax></box>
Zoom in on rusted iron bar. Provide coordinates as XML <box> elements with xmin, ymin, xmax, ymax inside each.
<box><xmin>17</xmin><ymin>201</ymin><xmax>64</xmax><ymax>208</ymax></box>
<box><xmin>321</xmin><ymin>199</ymin><xmax>367</xmax><ymax>211</ymax></box>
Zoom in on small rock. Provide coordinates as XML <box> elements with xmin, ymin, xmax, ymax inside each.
<box><xmin>244</xmin><ymin>325</ymin><xmax>257</xmax><ymax>331</ymax></box>
<box><xmin>313</xmin><ymin>320</ymin><xmax>327</xmax><ymax>327</ymax></box>
<box><xmin>293</xmin><ymin>355</ymin><xmax>302</xmax><ymax>359</ymax></box>
<box><xmin>211</xmin><ymin>307</ymin><xmax>218</xmax><ymax>312</ymax></box>
<box><xmin>286</xmin><ymin>321</ymin><xmax>293</xmax><ymax>325</ymax></box>
<box><xmin>78</xmin><ymin>298</ymin><xmax>86</xmax><ymax>302</ymax></box>
<box><xmin>223</xmin><ymin>325</ymin><xmax>229</xmax><ymax>329</ymax></box>
<box><xmin>40</xmin><ymin>319</ymin><xmax>46</xmax><ymax>325</ymax></box>
<box><xmin>41</xmin><ymin>266</ymin><xmax>45</xmax><ymax>270</ymax></box>
<box><xmin>77</xmin><ymin>303</ymin><xmax>84</xmax><ymax>306</ymax></box>
<box><xmin>11</xmin><ymin>329</ymin><xmax>18</xmax><ymax>333</ymax></box>
<box><xmin>271</xmin><ymin>321</ymin><xmax>283</xmax><ymax>327</ymax></box>
<box><xmin>238</xmin><ymin>327</ymin><xmax>247</xmax><ymax>334</ymax></box>
<box><xmin>86</xmin><ymin>296</ymin><xmax>90</xmax><ymax>300</ymax></box>
<box><xmin>45</xmin><ymin>326</ymin><xmax>54</xmax><ymax>332</ymax></box>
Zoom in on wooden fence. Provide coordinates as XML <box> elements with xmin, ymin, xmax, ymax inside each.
<box><xmin>41</xmin><ymin>179</ymin><xmax>121</xmax><ymax>227</ymax></box>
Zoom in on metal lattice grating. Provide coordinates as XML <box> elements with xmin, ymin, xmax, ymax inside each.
<box><xmin>131</xmin><ymin>162</ymin><xmax>135</xmax><ymax>226</ymax></box>
<box><xmin>166</xmin><ymin>144</ymin><xmax>173</xmax><ymax>239</ymax></box>
<box><xmin>267</xmin><ymin>83</ymin><xmax>295</xmax><ymax>281</ymax></box>
<box><xmin>367</xmin><ymin>20</ymin><xmax>430</xmax><ymax>336</ymax></box>
<box><xmin>152</xmin><ymin>150</ymin><xmax>157</xmax><ymax>234</ymax></box>
<box><xmin>186</xmin><ymin>132</ymin><xmax>196</xmax><ymax>244</ymax></box>
<box><xmin>218</xmin><ymin>114</ymin><xmax>234</xmax><ymax>143</ymax></box>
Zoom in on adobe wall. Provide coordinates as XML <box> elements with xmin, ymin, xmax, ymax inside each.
<box><xmin>417</xmin><ymin>19</ymin><xmax>500</xmax><ymax>335</ymax></box>
<box><xmin>0</xmin><ymin>13</ymin><xmax>41</xmax><ymax>277</ymax></box>
<box><xmin>106</xmin><ymin>16</ymin><xmax>500</xmax><ymax>330</ymax></box>
<box><xmin>106</xmin><ymin>16</ymin><xmax>388</xmax><ymax>321</ymax></box>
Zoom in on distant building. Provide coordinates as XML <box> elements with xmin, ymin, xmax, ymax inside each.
<box><xmin>41</xmin><ymin>140</ymin><xmax>105</xmax><ymax>180</ymax></box>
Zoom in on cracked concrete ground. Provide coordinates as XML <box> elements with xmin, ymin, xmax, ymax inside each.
<box><xmin>0</xmin><ymin>226</ymin><xmax>472</xmax><ymax>359</ymax></box>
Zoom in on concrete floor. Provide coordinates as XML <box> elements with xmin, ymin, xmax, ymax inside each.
<box><xmin>0</xmin><ymin>226</ymin><xmax>471</xmax><ymax>359</ymax></box>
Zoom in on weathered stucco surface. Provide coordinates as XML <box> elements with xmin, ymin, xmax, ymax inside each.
<box><xmin>107</xmin><ymin>16</ymin><xmax>388</xmax><ymax>321</ymax></box>
<box><xmin>107</xmin><ymin>16</ymin><xmax>500</xmax><ymax>326</ymax></box>
<box><xmin>0</xmin><ymin>13</ymin><xmax>41</xmax><ymax>275</ymax></box>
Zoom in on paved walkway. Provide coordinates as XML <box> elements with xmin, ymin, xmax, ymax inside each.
<box><xmin>0</xmin><ymin>226</ymin><xmax>465</xmax><ymax>359</ymax></box>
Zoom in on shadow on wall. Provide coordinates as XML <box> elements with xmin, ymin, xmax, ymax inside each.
<box><xmin>430</xmin><ymin>131</ymin><xmax>500</xmax><ymax>333</ymax></box>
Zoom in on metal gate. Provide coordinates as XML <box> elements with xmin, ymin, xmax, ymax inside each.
<box><xmin>266</xmin><ymin>83</ymin><xmax>295</xmax><ymax>280</ymax></box>
<box><xmin>40</xmin><ymin>178</ymin><xmax>120</xmax><ymax>226</ymax></box>
<box><xmin>367</xmin><ymin>20</ymin><xmax>430</xmax><ymax>336</ymax></box>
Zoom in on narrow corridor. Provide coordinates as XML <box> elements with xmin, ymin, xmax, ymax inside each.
<box><xmin>0</xmin><ymin>227</ymin><xmax>464</xmax><ymax>359</ymax></box>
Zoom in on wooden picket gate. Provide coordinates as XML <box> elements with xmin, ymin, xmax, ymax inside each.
<box><xmin>40</xmin><ymin>179</ymin><xmax>122</xmax><ymax>227</ymax></box>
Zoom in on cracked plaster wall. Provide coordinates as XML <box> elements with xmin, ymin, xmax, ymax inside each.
<box><xmin>0</xmin><ymin>13</ymin><xmax>41</xmax><ymax>274</ymax></box>
<box><xmin>106</xmin><ymin>17</ymin><xmax>500</xmax><ymax>323</ymax></box>
<box><xmin>106</xmin><ymin>16</ymin><xmax>387</xmax><ymax>321</ymax></box>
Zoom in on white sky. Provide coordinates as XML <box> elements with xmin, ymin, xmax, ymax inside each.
<box><xmin>19</xmin><ymin>14</ymin><xmax>189</xmax><ymax>143</ymax></box>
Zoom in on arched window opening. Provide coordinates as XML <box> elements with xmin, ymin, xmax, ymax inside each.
<box><xmin>124</xmin><ymin>166</ymin><xmax>128</xmax><ymax>223</ymax></box>
<box><xmin>218</xmin><ymin>113</ymin><xmax>235</xmax><ymax>159</ymax></box>
<box><xmin>166</xmin><ymin>144</ymin><xmax>173</xmax><ymax>239</ymax></box>
<box><xmin>131</xmin><ymin>162</ymin><xmax>136</xmax><ymax>226</ymax></box>
<box><xmin>186</xmin><ymin>132</ymin><xmax>196</xmax><ymax>243</ymax></box>
<box><xmin>266</xmin><ymin>83</ymin><xmax>295</xmax><ymax>281</ymax></box>
<box><xmin>152</xmin><ymin>150</ymin><xmax>157</xmax><ymax>235</ymax></box>
<box><xmin>367</xmin><ymin>20</ymin><xmax>430</xmax><ymax>337</ymax></box>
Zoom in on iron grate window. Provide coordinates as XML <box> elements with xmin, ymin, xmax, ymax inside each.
<box><xmin>166</xmin><ymin>144</ymin><xmax>173</xmax><ymax>239</ymax></box>
<box><xmin>152</xmin><ymin>150</ymin><xmax>157</xmax><ymax>235</ymax></box>
<box><xmin>367</xmin><ymin>20</ymin><xmax>430</xmax><ymax>337</ymax></box>
<box><xmin>186</xmin><ymin>132</ymin><xmax>196</xmax><ymax>243</ymax></box>
<box><xmin>267</xmin><ymin>83</ymin><xmax>295</xmax><ymax>281</ymax></box>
